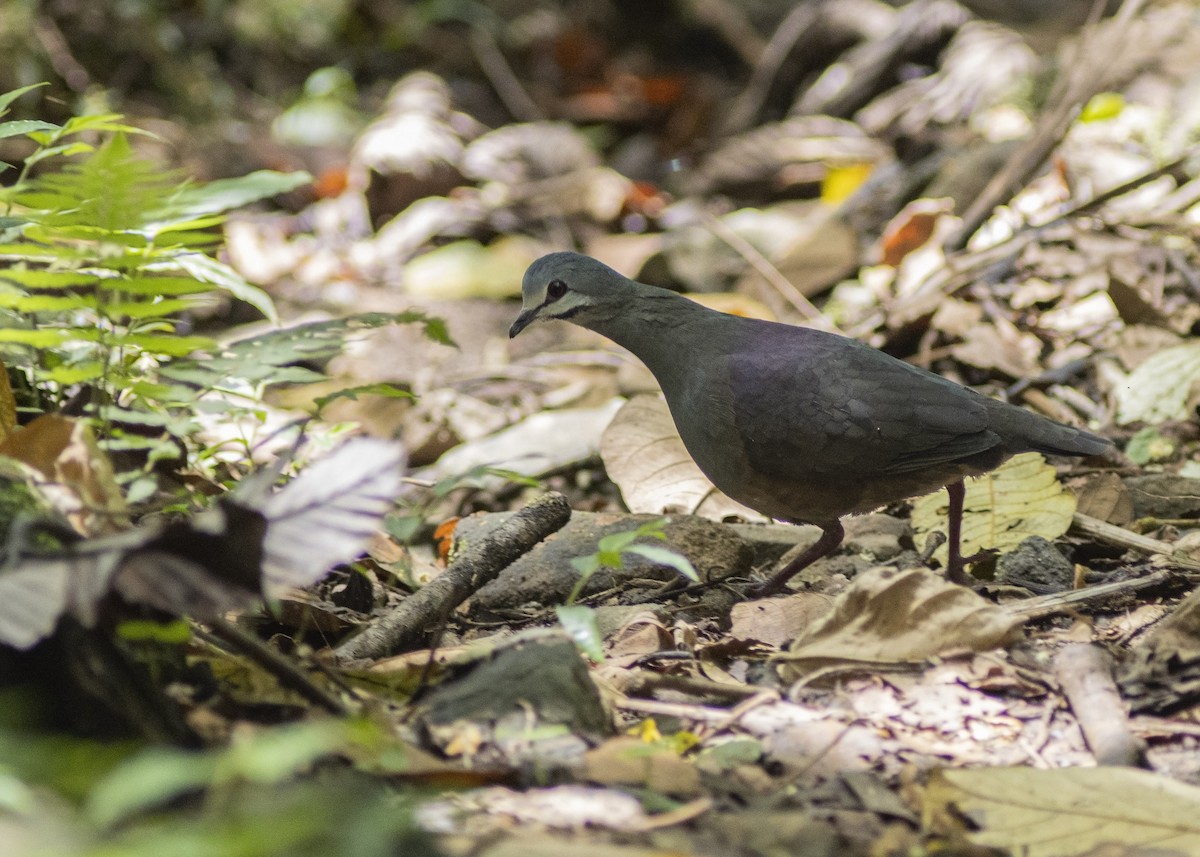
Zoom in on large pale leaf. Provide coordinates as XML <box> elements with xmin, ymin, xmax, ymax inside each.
<box><xmin>259</xmin><ymin>438</ymin><xmax>405</xmax><ymax>596</ymax></box>
<box><xmin>778</xmin><ymin>566</ymin><xmax>1022</xmax><ymax>677</ymax></box>
<box><xmin>911</xmin><ymin>452</ymin><xmax>1075</xmax><ymax>563</ymax></box>
<box><xmin>0</xmin><ymin>439</ymin><xmax>404</xmax><ymax>649</ymax></box>
<box><xmin>1115</xmin><ymin>341</ymin><xmax>1200</xmax><ymax>425</ymax></box>
<box><xmin>0</xmin><ymin>560</ymin><xmax>71</xmax><ymax>649</ymax></box>
<box><xmin>926</xmin><ymin>767</ymin><xmax>1200</xmax><ymax>857</ymax></box>
<box><xmin>600</xmin><ymin>394</ymin><xmax>767</xmax><ymax>522</ymax></box>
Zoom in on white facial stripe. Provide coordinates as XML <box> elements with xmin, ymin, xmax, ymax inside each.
<box><xmin>544</xmin><ymin>290</ymin><xmax>594</xmax><ymax>319</ymax></box>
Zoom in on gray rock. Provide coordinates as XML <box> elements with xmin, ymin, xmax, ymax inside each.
<box><xmin>470</xmin><ymin>511</ymin><xmax>753</xmax><ymax>611</ymax></box>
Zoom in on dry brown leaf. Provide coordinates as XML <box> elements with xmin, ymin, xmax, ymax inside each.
<box><xmin>1010</xmin><ymin>278</ymin><xmax>1064</xmax><ymax>310</ymax></box>
<box><xmin>879</xmin><ymin>198</ymin><xmax>953</xmax><ymax>267</ymax></box>
<box><xmin>729</xmin><ymin>594</ymin><xmax>834</xmax><ymax>649</ymax></box>
<box><xmin>926</xmin><ymin>767</ymin><xmax>1200</xmax><ymax>857</ymax></box>
<box><xmin>777</xmin><ymin>567</ymin><xmax>1023</xmax><ymax>676</ymax></box>
<box><xmin>911</xmin><ymin>452</ymin><xmax>1076</xmax><ymax>564</ymax></box>
<box><xmin>584</xmin><ymin>233</ymin><xmax>663</xmax><ymax>279</ymax></box>
<box><xmin>600</xmin><ymin>394</ymin><xmax>766</xmax><ymax>521</ymax></box>
<box><xmin>607</xmin><ymin>611</ymin><xmax>672</xmax><ymax>659</ymax></box>
<box><xmin>1108</xmin><ymin>324</ymin><xmax>1183</xmax><ymax>372</ymax></box>
<box><xmin>1108</xmin><ymin>275</ymin><xmax>1169</xmax><ymax>327</ymax></box>
<box><xmin>1037</xmin><ymin>290</ymin><xmax>1119</xmax><ymax>337</ymax></box>
<box><xmin>686</xmin><ymin>291</ymin><xmax>777</xmax><ymax>321</ymax></box>
<box><xmin>928</xmin><ymin>298</ymin><xmax>983</xmax><ymax>339</ymax></box>
<box><xmin>584</xmin><ymin>736</ymin><xmax>702</xmax><ymax>798</ymax></box>
<box><xmin>466</xmin><ymin>785</ymin><xmax>648</xmax><ymax>833</ymax></box>
<box><xmin>949</xmin><ymin>318</ymin><xmax>1042</xmax><ymax>378</ymax></box>
<box><xmin>0</xmin><ymin>361</ymin><xmax>16</xmax><ymax>443</ymax></box>
<box><xmin>0</xmin><ymin>414</ymin><xmax>128</xmax><ymax>535</ymax></box>
<box><xmin>1073</xmin><ymin>471</ymin><xmax>1134</xmax><ymax>526</ymax></box>
<box><xmin>736</xmin><ymin>210</ymin><xmax>860</xmax><ymax>301</ymax></box>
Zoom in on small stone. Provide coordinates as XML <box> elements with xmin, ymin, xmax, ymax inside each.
<box><xmin>996</xmin><ymin>535</ymin><xmax>1073</xmax><ymax>591</ymax></box>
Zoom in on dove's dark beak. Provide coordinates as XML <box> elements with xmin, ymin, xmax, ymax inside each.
<box><xmin>509</xmin><ymin>309</ymin><xmax>538</xmax><ymax>338</ymax></box>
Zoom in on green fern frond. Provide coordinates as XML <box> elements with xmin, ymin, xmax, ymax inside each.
<box><xmin>21</xmin><ymin>134</ymin><xmax>182</xmax><ymax>233</ymax></box>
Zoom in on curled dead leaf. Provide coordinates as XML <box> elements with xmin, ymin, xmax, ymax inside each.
<box><xmin>600</xmin><ymin>395</ymin><xmax>766</xmax><ymax>522</ymax></box>
<box><xmin>0</xmin><ymin>414</ymin><xmax>128</xmax><ymax>535</ymax></box>
<box><xmin>777</xmin><ymin>566</ymin><xmax>1023</xmax><ymax>679</ymax></box>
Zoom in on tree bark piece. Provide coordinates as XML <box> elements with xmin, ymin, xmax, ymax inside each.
<box><xmin>332</xmin><ymin>492</ymin><xmax>571</xmax><ymax>663</ymax></box>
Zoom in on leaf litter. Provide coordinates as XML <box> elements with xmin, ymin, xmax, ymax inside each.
<box><xmin>16</xmin><ymin>3</ymin><xmax>1200</xmax><ymax>856</ymax></box>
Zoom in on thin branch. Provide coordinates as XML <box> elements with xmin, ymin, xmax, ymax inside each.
<box><xmin>469</xmin><ymin>27</ymin><xmax>545</xmax><ymax>123</ymax></box>
<box><xmin>700</xmin><ymin>209</ymin><xmax>830</xmax><ymax>325</ymax></box>
<box><xmin>333</xmin><ymin>492</ymin><xmax>571</xmax><ymax>663</ymax></box>
<box><xmin>722</xmin><ymin>4</ymin><xmax>821</xmax><ymax>135</ymax></box>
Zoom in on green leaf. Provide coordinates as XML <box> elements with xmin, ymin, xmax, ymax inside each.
<box><xmin>58</xmin><ymin>113</ymin><xmax>146</xmax><ymax>137</ymax></box>
<box><xmin>624</xmin><ymin>544</ymin><xmax>699</xmax><ymax>582</ymax></box>
<box><xmin>0</xmin><ymin>329</ymin><xmax>70</xmax><ymax>346</ymax></box>
<box><xmin>1125</xmin><ymin>426</ymin><xmax>1175</xmax><ymax>464</ymax></box>
<box><xmin>103</xmin><ymin>298</ymin><xmax>199</xmax><ymax>319</ymax></box>
<box><xmin>124</xmin><ymin>475</ymin><xmax>160</xmax><ymax>503</ymax></box>
<box><xmin>0</xmin><ymin>83</ymin><xmax>48</xmax><ymax>116</ymax></box>
<box><xmin>597</xmin><ymin>529</ymin><xmax>640</xmax><ymax>554</ymax></box>
<box><xmin>102</xmin><ymin>275</ymin><xmax>214</xmax><ymax>296</ymax></box>
<box><xmin>162</xmin><ymin>313</ymin><xmax>444</xmax><ymax>390</ymax></box>
<box><xmin>1080</xmin><ymin>92</ymin><xmax>1125</xmax><ymax>123</ymax></box>
<box><xmin>10</xmin><ymin>191</ymin><xmax>79</xmax><ymax>211</ymax></box>
<box><xmin>116</xmin><ymin>618</ymin><xmax>191</xmax><ymax>643</ymax></box>
<box><xmin>42</xmin><ymin>361</ymin><xmax>105</xmax><ymax>384</ymax></box>
<box><xmin>570</xmin><ymin>555</ymin><xmax>600</xmax><ymax>576</ymax></box>
<box><xmin>97</xmin><ymin>405</ymin><xmax>176</xmax><ymax>425</ymax></box>
<box><xmin>152</xmin><ymin>214</ymin><xmax>228</xmax><ymax>233</ymax></box>
<box><xmin>567</xmin><ymin>553</ymin><xmax>601</xmax><ymax>604</ymax></box>
<box><xmin>0</xmin><ymin>120</ymin><xmax>59</xmax><ymax>140</ymax></box>
<box><xmin>0</xmin><ymin>293</ymin><xmax>98</xmax><ymax>312</ymax></box>
<box><xmin>556</xmin><ymin>605</ymin><xmax>605</xmax><ymax>661</ymax></box>
<box><xmin>87</xmin><ymin>747</ymin><xmax>218</xmax><ymax>828</ymax></box>
<box><xmin>633</xmin><ymin>518</ymin><xmax>670</xmax><ymax>539</ymax></box>
<box><xmin>152</xmin><ymin>231</ymin><xmax>223</xmax><ymax>249</ymax></box>
<box><xmin>153</xmin><ymin>170</ymin><xmax>313</xmax><ymax>223</ymax></box>
<box><xmin>0</xmin><ymin>269</ymin><xmax>99</xmax><ymax>289</ymax></box>
<box><xmin>597</xmin><ymin>548</ymin><xmax>623</xmax><ymax>568</ymax></box>
<box><xmin>169</xmin><ymin>252</ymin><xmax>277</xmax><ymax>323</ymax></box>
<box><xmin>30</xmin><ymin>134</ymin><xmax>181</xmax><ymax>231</ymax></box>
<box><xmin>22</xmin><ymin>141</ymin><xmax>94</xmax><ymax>168</ymax></box>
<box><xmin>216</xmin><ymin>720</ymin><xmax>350</xmax><ymax>785</ymax></box>
<box><xmin>314</xmin><ymin>382</ymin><xmax>416</xmax><ymax>412</ymax></box>
<box><xmin>112</xmin><ymin>333</ymin><xmax>215</xmax><ymax>356</ymax></box>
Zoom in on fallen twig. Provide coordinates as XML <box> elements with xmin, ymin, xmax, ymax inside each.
<box><xmin>469</xmin><ymin>26</ymin><xmax>545</xmax><ymax>123</ymax></box>
<box><xmin>333</xmin><ymin>492</ymin><xmax>571</xmax><ymax>663</ymax></box>
<box><xmin>1071</xmin><ymin>512</ymin><xmax>1200</xmax><ymax>570</ymax></box>
<box><xmin>1053</xmin><ymin>643</ymin><xmax>1146</xmax><ymax>767</ymax></box>
<box><xmin>1004</xmin><ymin>569</ymin><xmax>1183</xmax><ymax>621</ymax></box>
<box><xmin>700</xmin><ymin>209</ymin><xmax>828</xmax><ymax>324</ymax></box>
